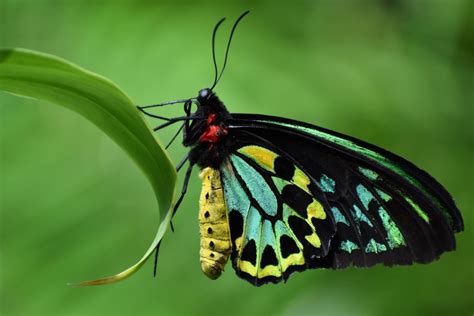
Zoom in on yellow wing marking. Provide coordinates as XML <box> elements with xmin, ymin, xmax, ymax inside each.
<box><xmin>239</xmin><ymin>260</ymin><xmax>258</xmax><ymax>277</ymax></box>
<box><xmin>307</xmin><ymin>200</ymin><xmax>326</xmax><ymax>220</ymax></box>
<box><xmin>258</xmin><ymin>265</ymin><xmax>281</xmax><ymax>278</ymax></box>
<box><xmin>292</xmin><ymin>167</ymin><xmax>311</xmax><ymax>193</ymax></box>
<box><xmin>238</xmin><ymin>145</ymin><xmax>278</xmax><ymax>172</ymax></box>
<box><xmin>305</xmin><ymin>232</ymin><xmax>322</xmax><ymax>248</ymax></box>
<box><xmin>281</xmin><ymin>252</ymin><xmax>306</xmax><ymax>272</ymax></box>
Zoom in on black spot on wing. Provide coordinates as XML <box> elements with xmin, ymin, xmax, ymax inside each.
<box><xmin>274</xmin><ymin>156</ymin><xmax>295</xmax><ymax>181</ymax></box>
<box><xmin>228</xmin><ymin>210</ymin><xmax>244</xmax><ymax>257</ymax></box>
<box><xmin>288</xmin><ymin>215</ymin><xmax>313</xmax><ymax>245</ymax></box>
<box><xmin>307</xmin><ymin>181</ymin><xmax>324</xmax><ymax>198</ymax></box>
<box><xmin>281</xmin><ymin>185</ymin><xmax>313</xmax><ymax>218</ymax></box>
<box><xmin>229</xmin><ymin>210</ymin><xmax>243</xmax><ymax>241</ymax></box>
<box><xmin>241</xmin><ymin>239</ymin><xmax>257</xmax><ymax>265</ymax></box>
<box><xmin>260</xmin><ymin>245</ymin><xmax>278</xmax><ymax>268</ymax></box>
<box><xmin>280</xmin><ymin>235</ymin><xmax>300</xmax><ymax>258</ymax></box>
<box><xmin>311</xmin><ymin>217</ymin><xmax>335</xmax><ymax>249</ymax></box>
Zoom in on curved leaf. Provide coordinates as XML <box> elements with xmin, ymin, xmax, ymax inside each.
<box><xmin>0</xmin><ymin>48</ymin><xmax>176</xmax><ymax>285</ymax></box>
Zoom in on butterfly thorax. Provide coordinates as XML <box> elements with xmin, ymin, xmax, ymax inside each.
<box><xmin>186</xmin><ymin>89</ymin><xmax>233</xmax><ymax>169</ymax></box>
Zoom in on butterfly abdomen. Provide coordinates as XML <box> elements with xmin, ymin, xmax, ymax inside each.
<box><xmin>198</xmin><ymin>167</ymin><xmax>232</xmax><ymax>279</ymax></box>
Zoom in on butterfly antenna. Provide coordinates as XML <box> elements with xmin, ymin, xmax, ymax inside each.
<box><xmin>214</xmin><ymin>10</ymin><xmax>250</xmax><ymax>87</ymax></box>
<box><xmin>210</xmin><ymin>17</ymin><xmax>226</xmax><ymax>90</ymax></box>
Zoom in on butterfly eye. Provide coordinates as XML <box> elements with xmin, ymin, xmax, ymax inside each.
<box><xmin>199</xmin><ymin>88</ymin><xmax>211</xmax><ymax>100</ymax></box>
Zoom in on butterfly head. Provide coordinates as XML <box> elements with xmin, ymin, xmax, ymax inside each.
<box><xmin>194</xmin><ymin>88</ymin><xmax>228</xmax><ymax>115</ymax></box>
<box><xmin>197</xmin><ymin>88</ymin><xmax>213</xmax><ymax>104</ymax></box>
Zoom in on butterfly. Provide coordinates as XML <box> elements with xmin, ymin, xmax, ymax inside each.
<box><xmin>138</xmin><ymin>11</ymin><xmax>463</xmax><ymax>286</ymax></box>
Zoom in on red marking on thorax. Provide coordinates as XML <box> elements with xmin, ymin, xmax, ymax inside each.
<box><xmin>207</xmin><ymin>113</ymin><xmax>217</xmax><ymax>125</ymax></box>
<box><xmin>199</xmin><ymin>113</ymin><xmax>228</xmax><ymax>144</ymax></box>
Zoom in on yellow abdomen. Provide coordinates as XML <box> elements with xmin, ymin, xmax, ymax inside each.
<box><xmin>198</xmin><ymin>167</ymin><xmax>232</xmax><ymax>279</ymax></box>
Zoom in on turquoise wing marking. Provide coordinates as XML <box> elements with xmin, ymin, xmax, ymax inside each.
<box><xmin>244</xmin><ymin>206</ymin><xmax>262</xmax><ymax>245</ymax></box>
<box><xmin>221</xmin><ymin>163</ymin><xmax>251</xmax><ymax>218</ymax></box>
<box><xmin>230</xmin><ymin>155</ymin><xmax>278</xmax><ymax>216</ymax></box>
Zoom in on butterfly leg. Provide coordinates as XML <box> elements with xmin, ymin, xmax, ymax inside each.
<box><xmin>153</xmin><ymin>115</ymin><xmax>205</xmax><ymax>132</ymax></box>
<box><xmin>176</xmin><ymin>154</ymin><xmax>189</xmax><ymax>172</ymax></box>
<box><xmin>169</xmin><ymin>154</ymin><xmax>190</xmax><ymax>231</ymax></box>
<box><xmin>137</xmin><ymin>106</ymin><xmax>171</xmax><ymax>121</ymax></box>
<box><xmin>153</xmin><ymin>162</ymin><xmax>193</xmax><ymax>277</ymax></box>
<box><xmin>138</xmin><ymin>98</ymin><xmax>194</xmax><ymax>109</ymax></box>
<box><xmin>164</xmin><ymin>101</ymin><xmax>192</xmax><ymax>149</ymax></box>
<box><xmin>165</xmin><ymin>123</ymin><xmax>185</xmax><ymax>149</ymax></box>
<box><xmin>153</xmin><ymin>239</ymin><xmax>162</xmax><ymax>277</ymax></box>
<box><xmin>169</xmin><ymin>163</ymin><xmax>194</xmax><ymax>232</ymax></box>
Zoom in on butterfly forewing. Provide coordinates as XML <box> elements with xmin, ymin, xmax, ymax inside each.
<box><xmin>222</xmin><ymin>114</ymin><xmax>462</xmax><ymax>278</ymax></box>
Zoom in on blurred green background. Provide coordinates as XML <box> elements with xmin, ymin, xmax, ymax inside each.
<box><xmin>1</xmin><ymin>1</ymin><xmax>473</xmax><ymax>315</ymax></box>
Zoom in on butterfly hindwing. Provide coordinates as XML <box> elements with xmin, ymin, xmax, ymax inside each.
<box><xmin>220</xmin><ymin>145</ymin><xmax>336</xmax><ymax>285</ymax></box>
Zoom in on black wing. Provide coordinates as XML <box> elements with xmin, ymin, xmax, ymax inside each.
<box><xmin>224</xmin><ymin>113</ymin><xmax>462</xmax><ymax>274</ymax></box>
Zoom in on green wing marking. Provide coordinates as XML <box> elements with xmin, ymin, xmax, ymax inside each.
<box><xmin>254</xmin><ymin>119</ymin><xmax>455</xmax><ymax>227</ymax></box>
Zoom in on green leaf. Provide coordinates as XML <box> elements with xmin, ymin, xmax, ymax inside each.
<box><xmin>0</xmin><ymin>48</ymin><xmax>176</xmax><ymax>285</ymax></box>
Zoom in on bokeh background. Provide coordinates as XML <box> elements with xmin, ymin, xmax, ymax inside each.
<box><xmin>1</xmin><ymin>1</ymin><xmax>473</xmax><ymax>315</ymax></box>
